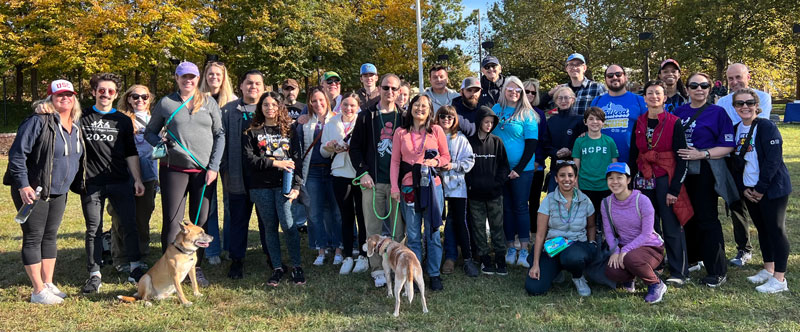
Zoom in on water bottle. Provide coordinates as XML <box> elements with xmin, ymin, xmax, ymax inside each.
<box><xmin>282</xmin><ymin>167</ymin><xmax>294</xmax><ymax>195</ymax></box>
<box><xmin>15</xmin><ymin>186</ymin><xmax>43</xmax><ymax>224</ymax></box>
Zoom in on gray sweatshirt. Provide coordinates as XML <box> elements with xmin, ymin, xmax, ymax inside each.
<box><xmin>220</xmin><ymin>99</ymin><xmax>256</xmax><ymax>194</ymax></box>
<box><xmin>145</xmin><ymin>92</ymin><xmax>225</xmax><ymax>171</ymax></box>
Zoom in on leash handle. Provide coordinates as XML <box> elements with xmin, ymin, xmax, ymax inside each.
<box><xmin>353</xmin><ymin>171</ymin><xmax>400</xmax><ymax>239</ymax></box>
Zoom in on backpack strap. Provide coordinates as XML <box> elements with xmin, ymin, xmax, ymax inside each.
<box><xmin>603</xmin><ymin>197</ymin><xmax>620</xmax><ymax>249</ymax></box>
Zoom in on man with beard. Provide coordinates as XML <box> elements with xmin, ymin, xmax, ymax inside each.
<box><xmin>716</xmin><ymin>62</ymin><xmax>773</xmax><ymax>268</ymax></box>
<box><xmin>589</xmin><ymin>65</ymin><xmax>646</xmax><ymax>163</ymax></box>
<box><xmin>479</xmin><ymin>56</ymin><xmax>506</xmax><ymax>106</ymax></box>
<box><xmin>281</xmin><ymin>78</ymin><xmax>305</xmax><ymax>121</ymax></box>
<box><xmin>454</xmin><ymin>77</ymin><xmax>492</xmax><ymax>137</ymax></box>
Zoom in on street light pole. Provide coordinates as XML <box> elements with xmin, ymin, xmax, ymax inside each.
<box><xmin>474</xmin><ymin>9</ymin><xmax>482</xmax><ymax>70</ymax></box>
<box><xmin>639</xmin><ymin>32</ymin><xmax>653</xmax><ymax>82</ymax></box>
<box><xmin>415</xmin><ymin>0</ymin><xmax>425</xmax><ymax>92</ymax></box>
<box><xmin>793</xmin><ymin>23</ymin><xmax>800</xmax><ymax>100</ymax></box>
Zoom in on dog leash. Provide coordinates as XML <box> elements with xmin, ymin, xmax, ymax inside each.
<box><xmin>353</xmin><ymin>171</ymin><xmax>401</xmax><ymax>240</ymax></box>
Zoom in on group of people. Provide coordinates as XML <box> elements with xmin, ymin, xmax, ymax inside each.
<box><xmin>6</xmin><ymin>52</ymin><xmax>791</xmax><ymax>306</ymax></box>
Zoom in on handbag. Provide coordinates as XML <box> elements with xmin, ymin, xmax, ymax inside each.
<box><xmin>151</xmin><ymin>96</ymin><xmax>194</xmax><ymax>160</ymax></box>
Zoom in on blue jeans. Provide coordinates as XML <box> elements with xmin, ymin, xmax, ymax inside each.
<box><xmin>305</xmin><ymin>166</ymin><xmax>343</xmax><ymax>250</ymax></box>
<box><xmin>503</xmin><ymin>170</ymin><xmax>534</xmax><ymax>244</ymax></box>
<box><xmin>402</xmin><ymin>184</ymin><xmax>444</xmax><ymax>277</ymax></box>
<box><xmin>525</xmin><ymin>241</ymin><xmax>596</xmax><ymax>295</ymax></box>
<box><xmin>205</xmin><ymin>187</ymin><xmax>221</xmax><ymax>258</ymax></box>
<box><xmin>250</xmin><ymin>188</ymin><xmax>301</xmax><ymax>269</ymax></box>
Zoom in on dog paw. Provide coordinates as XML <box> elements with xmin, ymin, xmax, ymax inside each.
<box><xmin>393</xmin><ymin>312</ymin><xmax>399</xmax><ymax>317</ymax></box>
<box><xmin>144</xmin><ymin>301</ymin><xmax>153</xmax><ymax>307</ymax></box>
<box><xmin>387</xmin><ymin>292</ymin><xmax>394</xmax><ymax>298</ymax></box>
<box><xmin>194</xmin><ymin>292</ymin><xmax>203</xmax><ymax>297</ymax></box>
<box><xmin>423</xmin><ymin>308</ymin><xmax>429</xmax><ymax>314</ymax></box>
<box><xmin>182</xmin><ymin>301</ymin><xmax>193</xmax><ymax>307</ymax></box>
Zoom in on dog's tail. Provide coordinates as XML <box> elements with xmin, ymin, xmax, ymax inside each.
<box><xmin>406</xmin><ymin>259</ymin><xmax>417</xmax><ymax>304</ymax></box>
<box><xmin>117</xmin><ymin>295</ymin><xmax>137</xmax><ymax>303</ymax></box>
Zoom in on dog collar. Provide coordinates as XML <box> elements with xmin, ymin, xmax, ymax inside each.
<box><xmin>172</xmin><ymin>241</ymin><xmax>196</xmax><ymax>255</ymax></box>
<box><xmin>376</xmin><ymin>238</ymin><xmax>391</xmax><ymax>251</ymax></box>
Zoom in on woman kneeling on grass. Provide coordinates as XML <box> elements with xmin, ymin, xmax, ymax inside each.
<box><xmin>526</xmin><ymin>161</ymin><xmax>597</xmax><ymax>297</ymax></box>
<box><xmin>243</xmin><ymin>92</ymin><xmax>305</xmax><ymax>286</ymax></box>
<box><xmin>601</xmin><ymin>162</ymin><xmax>667</xmax><ymax>304</ymax></box>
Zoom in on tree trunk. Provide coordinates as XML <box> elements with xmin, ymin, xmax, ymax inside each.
<box><xmin>15</xmin><ymin>65</ymin><xmax>23</xmax><ymax>103</ymax></box>
<box><xmin>30</xmin><ymin>67</ymin><xmax>39</xmax><ymax>101</ymax></box>
<box><xmin>135</xmin><ymin>70</ymin><xmax>141</xmax><ymax>84</ymax></box>
<box><xmin>714</xmin><ymin>57</ymin><xmax>727</xmax><ymax>85</ymax></box>
<box><xmin>150</xmin><ymin>65</ymin><xmax>158</xmax><ymax>95</ymax></box>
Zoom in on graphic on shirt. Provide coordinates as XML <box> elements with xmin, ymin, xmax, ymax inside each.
<box><xmin>377</xmin><ymin>121</ymin><xmax>394</xmax><ymax>157</ymax></box>
<box><xmin>84</xmin><ymin>119</ymin><xmax>117</xmax><ymax>142</ymax></box>
<box><xmin>601</xmin><ymin>102</ymin><xmax>631</xmax><ymax>133</ymax></box>
<box><xmin>680</xmin><ymin>118</ymin><xmax>697</xmax><ymax>147</ymax></box>
<box><xmin>736</xmin><ymin>132</ymin><xmax>754</xmax><ymax>153</ymax></box>
<box><xmin>257</xmin><ymin>133</ymin><xmax>290</xmax><ymax>159</ymax></box>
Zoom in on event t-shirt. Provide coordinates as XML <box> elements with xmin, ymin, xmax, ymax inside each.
<box><xmin>590</xmin><ymin>92</ymin><xmax>646</xmax><ymax>163</ymax></box>
<box><xmin>80</xmin><ymin>106</ymin><xmax>138</xmax><ymax>185</ymax></box>
<box><xmin>572</xmin><ymin>134</ymin><xmax>618</xmax><ymax>191</ymax></box>
<box><xmin>673</xmin><ymin>104</ymin><xmax>735</xmax><ymax>149</ymax></box>
<box><xmin>735</xmin><ymin>123</ymin><xmax>759</xmax><ymax>187</ymax></box>
<box><xmin>374</xmin><ymin>109</ymin><xmax>399</xmax><ymax>184</ymax></box>
<box><xmin>491</xmin><ymin>104</ymin><xmax>538</xmax><ymax>171</ymax></box>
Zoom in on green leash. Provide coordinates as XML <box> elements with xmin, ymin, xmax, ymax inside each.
<box><xmin>352</xmin><ymin>171</ymin><xmax>401</xmax><ymax>239</ymax></box>
<box><xmin>163</xmin><ymin>95</ymin><xmax>208</xmax><ymax>226</ymax></box>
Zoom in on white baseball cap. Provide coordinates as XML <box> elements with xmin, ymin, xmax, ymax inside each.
<box><xmin>48</xmin><ymin>79</ymin><xmax>76</xmax><ymax>95</ymax></box>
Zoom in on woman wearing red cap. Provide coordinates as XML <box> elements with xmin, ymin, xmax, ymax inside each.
<box><xmin>4</xmin><ymin>80</ymin><xmax>84</xmax><ymax>304</ymax></box>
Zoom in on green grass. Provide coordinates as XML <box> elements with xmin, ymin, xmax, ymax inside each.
<box><xmin>1</xmin><ymin>126</ymin><xmax>800</xmax><ymax>331</ymax></box>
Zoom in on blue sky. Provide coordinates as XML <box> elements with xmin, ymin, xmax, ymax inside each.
<box><xmin>448</xmin><ymin>0</ymin><xmax>496</xmax><ymax>72</ymax></box>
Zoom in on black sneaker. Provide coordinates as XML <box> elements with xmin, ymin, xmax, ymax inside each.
<box><xmin>228</xmin><ymin>259</ymin><xmax>244</xmax><ymax>280</ymax></box>
<box><xmin>703</xmin><ymin>275</ymin><xmax>727</xmax><ymax>288</ymax></box>
<box><xmin>268</xmin><ymin>268</ymin><xmax>285</xmax><ymax>287</ymax></box>
<box><xmin>297</xmin><ymin>225</ymin><xmax>308</xmax><ymax>233</ymax></box>
<box><xmin>128</xmin><ymin>267</ymin><xmax>146</xmax><ymax>283</ymax></box>
<box><xmin>82</xmin><ymin>275</ymin><xmax>102</xmax><ymax>294</ymax></box>
<box><xmin>480</xmin><ymin>255</ymin><xmax>495</xmax><ymax>275</ymax></box>
<box><xmin>463</xmin><ymin>258</ymin><xmax>479</xmax><ymax>277</ymax></box>
<box><xmin>429</xmin><ymin>276</ymin><xmax>443</xmax><ymax>291</ymax></box>
<box><xmin>194</xmin><ymin>267</ymin><xmax>210</xmax><ymax>287</ymax></box>
<box><xmin>291</xmin><ymin>267</ymin><xmax>306</xmax><ymax>285</ymax></box>
<box><xmin>495</xmin><ymin>254</ymin><xmax>508</xmax><ymax>276</ymax></box>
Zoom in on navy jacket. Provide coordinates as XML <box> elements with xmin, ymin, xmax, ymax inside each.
<box><xmin>735</xmin><ymin>119</ymin><xmax>792</xmax><ymax>199</ymax></box>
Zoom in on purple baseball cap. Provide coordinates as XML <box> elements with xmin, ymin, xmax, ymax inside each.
<box><xmin>175</xmin><ymin>61</ymin><xmax>200</xmax><ymax>77</ymax></box>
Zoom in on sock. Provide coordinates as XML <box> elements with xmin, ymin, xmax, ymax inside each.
<box><xmin>130</xmin><ymin>261</ymin><xmax>142</xmax><ymax>270</ymax></box>
<box><xmin>89</xmin><ymin>271</ymin><xmax>101</xmax><ymax>278</ymax></box>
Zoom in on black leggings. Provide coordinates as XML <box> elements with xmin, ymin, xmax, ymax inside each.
<box><xmin>333</xmin><ymin>176</ymin><xmax>365</xmax><ymax>257</ymax></box>
<box><xmin>12</xmin><ymin>189</ymin><xmax>67</xmax><ymax>265</ymax></box>
<box><xmin>160</xmin><ymin>168</ymin><xmax>215</xmax><ymax>263</ymax></box>
<box><xmin>745</xmin><ymin>194</ymin><xmax>790</xmax><ymax>273</ymax></box>
<box><xmin>684</xmin><ymin>161</ymin><xmax>727</xmax><ymax>277</ymax></box>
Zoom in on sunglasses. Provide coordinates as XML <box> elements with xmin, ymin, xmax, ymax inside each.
<box><xmin>525</xmin><ymin>90</ymin><xmax>537</xmax><ymax>96</ymax></box>
<box><xmin>605</xmin><ymin>72</ymin><xmax>624</xmax><ymax>79</ymax></box>
<box><xmin>325</xmin><ymin>79</ymin><xmax>341</xmax><ymax>85</ymax></box>
<box><xmin>687</xmin><ymin>82</ymin><xmax>711</xmax><ymax>90</ymax></box>
<box><xmin>483</xmin><ymin>64</ymin><xmax>498</xmax><ymax>70</ymax></box>
<box><xmin>381</xmin><ymin>85</ymin><xmax>399</xmax><ymax>91</ymax></box>
<box><xmin>556</xmin><ymin>160</ymin><xmax>576</xmax><ymax>165</ymax></box>
<box><xmin>438</xmin><ymin>114</ymin><xmax>454</xmax><ymax>120</ymax></box>
<box><xmin>733</xmin><ymin>99</ymin><xmax>757</xmax><ymax>107</ymax></box>
<box><xmin>282</xmin><ymin>86</ymin><xmax>296</xmax><ymax>91</ymax></box>
<box><xmin>505</xmin><ymin>87</ymin><xmax>522</xmax><ymax>93</ymax></box>
<box><xmin>54</xmin><ymin>92</ymin><xmax>74</xmax><ymax>98</ymax></box>
<box><xmin>130</xmin><ymin>93</ymin><xmax>149</xmax><ymax>101</ymax></box>
<box><xmin>97</xmin><ymin>88</ymin><xmax>116</xmax><ymax>96</ymax></box>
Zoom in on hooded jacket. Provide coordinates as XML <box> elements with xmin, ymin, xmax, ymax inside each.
<box><xmin>480</xmin><ymin>75</ymin><xmax>506</xmax><ymax>106</ymax></box>
<box><xmin>466</xmin><ymin>106</ymin><xmax>510</xmax><ymax>200</ymax></box>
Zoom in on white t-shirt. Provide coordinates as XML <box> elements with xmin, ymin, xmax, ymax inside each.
<box><xmin>735</xmin><ymin>123</ymin><xmax>759</xmax><ymax>187</ymax></box>
<box><xmin>717</xmin><ymin>89</ymin><xmax>771</xmax><ymax>123</ymax></box>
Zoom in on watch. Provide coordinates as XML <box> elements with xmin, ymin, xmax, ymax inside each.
<box><xmin>704</xmin><ymin>150</ymin><xmax>711</xmax><ymax>159</ymax></box>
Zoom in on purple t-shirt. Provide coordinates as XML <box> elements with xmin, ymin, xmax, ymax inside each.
<box><xmin>673</xmin><ymin>104</ymin><xmax>735</xmax><ymax>149</ymax></box>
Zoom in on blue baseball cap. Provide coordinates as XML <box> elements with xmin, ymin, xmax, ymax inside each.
<box><xmin>566</xmin><ymin>53</ymin><xmax>586</xmax><ymax>64</ymax></box>
<box><xmin>360</xmin><ymin>63</ymin><xmax>378</xmax><ymax>75</ymax></box>
<box><xmin>175</xmin><ymin>61</ymin><xmax>200</xmax><ymax>77</ymax></box>
<box><xmin>606</xmin><ymin>162</ymin><xmax>631</xmax><ymax>176</ymax></box>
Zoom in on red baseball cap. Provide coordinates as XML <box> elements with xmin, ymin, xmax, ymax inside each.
<box><xmin>48</xmin><ymin>80</ymin><xmax>76</xmax><ymax>95</ymax></box>
<box><xmin>660</xmin><ymin>59</ymin><xmax>680</xmax><ymax>71</ymax></box>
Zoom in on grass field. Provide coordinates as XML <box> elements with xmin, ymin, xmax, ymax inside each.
<box><xmin>0</xmin><ymin>125</ymin><xmax>799</xmax><ymax>332</ymax></box>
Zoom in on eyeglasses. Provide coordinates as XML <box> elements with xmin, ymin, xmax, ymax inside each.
<box><xmin>325</xmin><ymin>79</ymin><xmax>341</xmax><ymax>85</ymax></box>
<box><xmin>505</xmin><ymin>87</ymin><xmax>522</xmax><ymax>93</ymax></box>
<box><xmin>525</xmin><ymin>90</ymin><xmax>537</xmax><ymax>96</ymax></box>
<box><xmin>733</xmin><ymin>99</ymin><xmax>757</xmax><ymax>108</ymax></box>
<box><xmin>130</xmin><ymin>93</ymin><xmax>149</xmax><ymax>101</ymax></box>
<box><xmin>605</xmin><ymin>72</ymin><xmax>624</xmax><ymax>79</ymax></box>
<box><xmin>556</xmin><ymin>96</ymin><xmax>573</xmax><ymax>101</ymax></box>
<box><xmin>381</xmin><ymin>85</ymin><xmax>399</xmax><ymax>91</ymax></box>
<box><xmin>282</xmin><ymin>86</ymin><xmax>296</xmax><ymax>91</ymax></box>
<box><xmin>483</xmin><ymin>64</ymin><xmax>498</xmax><ymax>70</ymax></box>
<box><xmin>556</xmin><ymin>160</ymin><xmax>576</xmax><ymax>165</ymax></box>
<box><xmin>438</xmin><ymin>114</ymin><xmax>454</xmax><ymax>120</ymax></box>
<box><xmin>97</xmin><ymin>88</ymin><xmax>116</xmax><ymax>96</ymax></box>
<box><xmin>54</xmin><ymin>92</ymin><xmax>74</xmax><ymax>99</ymax></box>
<box><xmin>687</xmin><ymin>82</ymin><xmax>711</xmax><ymax>90</ymax></box>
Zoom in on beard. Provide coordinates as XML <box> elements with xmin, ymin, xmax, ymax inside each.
<box><xmin>462</xmin><ymin>94</ymin><xmax>479</xmax><ymax>108</ymax></box>
<box><xmin>608</xmin><ymin>83</ymin><xmax>625</xmax><ymax>93</ymax></box>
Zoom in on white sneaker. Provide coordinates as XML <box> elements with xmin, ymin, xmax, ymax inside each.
<box><xmin>333</xmin><ymin>254</ymin><xmax>344</xmax><ymax>265</ymax></box>
<box><xmin>756</xmin><ymin>277</ymin><xmax>789</xmax><ymax>294</ymax></box>
<box><xmin>207</xmin><ymin>256</ymin><xmax>222</xmax><ymax>265</ymax></box>
<box><xmin>339</xmin><ymin>257</ymin><xmax>354</xmax><ymax>275</ymax></box>
<box><xmin>352</xmin><ymin>256</ymin><xmax>369</xmax><ymax>273</ymax></box>
<box><xmin>747</xmin><ymin>269</ymin><xmax>774</xmax><ymax>284</ymax></box>
<box><xmin>31</xmin><ymin>288</ymin><xmax>63</xmax><ymax>305</ymax></box>
<box><xmin>313</xmin><ymin>254</ymin><xmax>325</xmax><ymax>266</ymax></box>
<box><xmin>45</xmin><ymin>283</ymin><xmax>66</xmax><ymax>298</ymax></box>
<box><xmin>371</xmin><ymin>270</ymin><xmax>387</xmax><ymax>288</ymax></box>
<box><xmin>572</xmin><ymin>276</ymin><xmax>592</xmax><ymax>297</ymax></box>
<box><xmin>516</xmin><ymin>249</ymin><xmax>530</xmax><ymax>268</ymax></box>
<box><xmin>688</xmin><ymin>261</ymin><xmax>704</xmax><ymax>272</ymax></box>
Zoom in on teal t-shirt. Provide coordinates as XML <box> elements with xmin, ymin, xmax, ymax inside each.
<box><xmin>571</xmin><ymin>134</ymin><xmax>618</xmax><ymax>191</ymax></box>
<box><xmin>491</xmin><ymin>104</ymin><xmax>538</xmax><ymax>171</ymax></box>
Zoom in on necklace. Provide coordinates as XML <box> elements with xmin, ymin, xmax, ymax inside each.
<box><xmin>556</xmin><ymin>190</ymin><xmax>578</xmax><ymax>224</ymax></box>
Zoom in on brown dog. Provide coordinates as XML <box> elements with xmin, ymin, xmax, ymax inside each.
<box><xmin>118</xmin><ymin>220</ymin><xmax>213</xmax><ymax>306</ymax></box>
<box><xmin>363</xmin><ymin>234</ymin><xmax>428</xmax><ymax>317</ymax></box>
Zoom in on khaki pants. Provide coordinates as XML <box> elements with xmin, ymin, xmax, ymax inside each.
<box><xmin>361</xmin><ymin>183</ymin><xmax>404</xmax><ymax>271</ymax></box>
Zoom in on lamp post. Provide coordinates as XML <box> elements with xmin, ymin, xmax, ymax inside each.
<box><xmin>638</xmin><ymin>32</ymin><xmax>653</xmax><ymax>82</ymax></box>
<box><xmin>313</xmin><ymin>55</ymin><xmax>323</xmax><ymax>84</ymax></box>
<box><xmin>482</xmin><ymin>41</ymin><xmax>495</xmax><ymax>55</ymax></box>
<box><xmin>793</xmin><ymin>23</ymin><xmax>800</xmax><ymax>100</ymax></box>
<box><xmin>474</xmin><ymin>9</ymin><xmax>481</xmax><ymax>69</ymax></box>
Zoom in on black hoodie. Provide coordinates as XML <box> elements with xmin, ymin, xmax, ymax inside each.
<box><xmin>480</xmin><ymin>74</ymin><xmax>506</xmax><ymax>107</ymax></box>
<box><xmin>466</xmin><ymin>106</ymin><xmax>510</xmax><ymax>200</ymax></box>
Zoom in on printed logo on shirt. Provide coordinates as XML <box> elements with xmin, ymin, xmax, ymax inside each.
<box><xmin>474</xmin><ymin>154</ymin><xmax>496</xmax><ymax>159</ymax></box>
<box><xmin>566</xmin><ymin>129</ymin><xmax>573</xmax><ymax>136</ymax></box>
<box><xmin>581</xmin><ymin>145</ymin><xmax>609</xmax><ymax>155</ymax></box>
<box><xmin>90</xmin><ymin>119</ymin><xmax>111</xmax><ymax>129</ymax></box>
<box><xmin>257</xmin><ymin>133</ymin><xmax>290</xmax><ymax>159</ymax></box>
<box><xmin>736</xmin><ymin>133</ymin><xmax>754</xmax><ymax>153</ymax></box>
<box><xmin>770</xmin><ymin>139</ymin><xmax>780</xmax><ymax>145</ymax></box>
<box><xmin>601</xmin><ymin>102</ymin><xmax>631</xmax><ymax>133</ymax></box>
<box><xmin>84</xmin><ymin>118</ymin><xmax>118</xmax><ymax>142</ymax></box>
<box><xmin>377</xmin><ymin>121</ymin><xmax>394</xmax><ymax>157</ymax></box>
<box><xmin>680</xmin><ymin>118</ymin><xmax>697</xmax><ymax>147</ymax></box>
<box><xmin>724</xmin><ymin>134</ymin><xmax>734</xmax><ymax>142</ymax></box>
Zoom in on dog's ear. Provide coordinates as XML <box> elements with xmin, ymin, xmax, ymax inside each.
<box><xmin>180</xmin><ymin>220</ymin><xmax>190</xmax><ymax>233</ymax></box>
